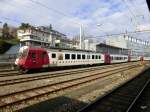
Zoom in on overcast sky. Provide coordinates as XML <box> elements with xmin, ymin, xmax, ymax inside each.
<box><xmin>0</xmin><ymin>0</ymin><xmax>150</xmax><ymax>40</ymax></box>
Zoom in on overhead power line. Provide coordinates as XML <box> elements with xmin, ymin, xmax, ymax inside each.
<box><xmin>0</xmin><ymin>17</ymin><xmax>21</xmax><ymax>24</ymax></box>
<box><xmin>2</xmin><ymin>1</ymin><xmax>53</xmax><ymax>24</ymax></box>
<box><xmin>30</xmin><ymin>0</ymin><xmax>69</xmax><ymax>17</ymax></box>
<box><xmin>29</xmin><ymin>0</ymin><xmax>81</xmax><ymax>25</ymax></box>
<box><xmin>121</xmin><ymin>0</ymin><xmax>139</xmax><ymax>27</ymax></box>
<box><xmin>91</xmin><ymin>29</ymin><xmax>150</xmax><ymax>38</ymax></box>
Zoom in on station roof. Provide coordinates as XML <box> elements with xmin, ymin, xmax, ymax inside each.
<box><xmin>96</xmin><ymin>43</ymin><xmax>129</xmax><ymax>50</ymax></box>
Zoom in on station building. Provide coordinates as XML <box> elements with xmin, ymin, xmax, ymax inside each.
<box><xmin>96</xmin><ymin>43</ymin><xmax>129</xmax><ymax>55</ymax></box>
<box><xmin>105</xmin><ymin>35</ymin><xmax>150</xmax><ymax>57</ymax></box>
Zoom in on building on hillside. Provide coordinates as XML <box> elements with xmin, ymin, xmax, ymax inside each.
<box><xmin>9</xmin><ymin>26</ymin><xmax>17</xmax><ymax>38</ymax></box>
<box><xmin>0</xmin><ymin>25</ymin><xmax>17</xmax><ymax>39</ymax></box>
<box><xmin>17</xmin><ymin>27</ymin><xmax>50</xmax><ymax>47</ymax></box>
<box><xmin>17</xmin><ymin>25</ymin><xmax>71</xmax><ymax>48</ymax></box>
<box><xmin>106</xmin><ymin>35</ymin><xmax>150</xmax><ymax>57</ymax></box>
<box><xmin>55</xmin><ymin>37</ymin><xmax>73</xmax><ymax>48</ymax></box>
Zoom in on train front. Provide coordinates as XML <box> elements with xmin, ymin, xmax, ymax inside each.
<box><xmin>15</xmin><ymin>46</ymin><xmax>29</xmax><ymax>73</ymax></box>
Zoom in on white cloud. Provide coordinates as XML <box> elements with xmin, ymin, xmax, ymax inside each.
<box><xmin>0</xmin><ymin>0</ymin><xmax>150</xmax><ymax>40</ymax></box>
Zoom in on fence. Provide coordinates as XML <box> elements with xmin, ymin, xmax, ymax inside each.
<box><xmin>0</xmin><ymin>54</ymin><xmax>18</xmax><ymax>62</ymax></box>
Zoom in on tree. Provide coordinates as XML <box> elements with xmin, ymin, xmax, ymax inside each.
<box><xmin>19</xmin><ymin>23</ymin><xmax>32</xmax><ymax>29</ymax></box>
<box><xmin>2</xmin><ymin>23</ymin><xmax>9</xmax><ymax>39</ymax></box>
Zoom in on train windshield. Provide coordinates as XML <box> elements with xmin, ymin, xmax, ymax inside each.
<box><xmin>18</xmin><ymin>47</ymin><xmax>29</xmax><ymax>59</ymax></box>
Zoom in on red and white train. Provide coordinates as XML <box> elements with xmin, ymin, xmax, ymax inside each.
<box><xmin>15</xmin><ymin>46</ymin><xmax>144</xmax><ymax>73</ymax></box>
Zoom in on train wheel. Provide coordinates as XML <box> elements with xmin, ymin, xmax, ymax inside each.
<box><xmin>17</xmin><ymin>66</ymin><xmax>28</xmax><ymax>74</ymax></box>
<box><xmin>19</xmin><ymin>68</ymin><xmax>28</xmax><ymax>74</ymax></box>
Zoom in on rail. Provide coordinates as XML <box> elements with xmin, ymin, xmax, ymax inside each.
<box><xmin>77</xmin><ymin>67</ymin><xmax>150</xmax><ymax>112</ymax></box>
<box><xmin>126</xmin><ymin>79</ymin><xmax>150</xmax><ymax>112</ymax></box>
<box><xmin>0</xmin><ymin>64</ymin><xmax>139</xmax><ymax>111</ymax></box>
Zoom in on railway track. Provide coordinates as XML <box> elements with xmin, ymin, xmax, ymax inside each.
<box><xmin>0</xmin><ymin>62</ymin><xmax>141</xmax><ymax>77</ymax></box>
<box><xmin>0</xmin><ymin>71</ymin><xmax>19</xmax><ymax>77</ymax></box>
<box><xmin>0</xmin><ymin>63</ymin><xmax>140</xmax><ymax>87</ymax></box>
<box><xmin>127</xmin><ymin>79</ymin><xmax>150</xmax><ymax>112</ymax></box>
<box><xmin>0</xmin><ymin>64</ymin><xmax>141</xmax><ymax>111</ymax></box>
<box><xmin>0</xmin><ymin>63</ymin><xmax>14</xmax><ymax>70</ymax></box>
<box><xmin>78</xmin><ymin>67</ymin><xmax>150</xmax><ymax>112</ymax></box>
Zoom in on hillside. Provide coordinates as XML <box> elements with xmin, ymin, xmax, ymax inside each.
<box><xmin>0</xmin><ymin>39</ymin><xmax>19</xmax><ymax>54</ymax></box>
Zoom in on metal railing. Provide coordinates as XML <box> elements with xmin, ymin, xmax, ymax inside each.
<box><xmin>0</xmin><ymin>54</ymin><xmax>18</xmax><ymax>62</ymax></box>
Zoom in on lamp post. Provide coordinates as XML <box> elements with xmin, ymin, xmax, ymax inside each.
<box><xmin>79</xmin><ymin>25</ymin><xmax>82</xmax><ymax>49</ymax></box>
<box><xmin>97</xmin><ymin>24</ymin><xmax>103</xmax><ymax>27</ymax></box>
<box><xmin>96</xmin><ymin>23</ymin><xmax>108</xmax><ymax>41</ymax></box>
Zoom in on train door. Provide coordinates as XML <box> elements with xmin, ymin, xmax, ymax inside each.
<box><xmin>128</xmin><ymin>55</ymin><xmax>131</xmax><ymax>62</ymax></box>
<box><xmin>26</xmin><ymin>50</ymin><xmax>41</xmax><ymax>69</ymax></box>
<box><xmin>140</xmin><ymin>56</ymin><xmax>144</xmax><ymax>62</ymax></box>
<box><xmin>50</xmin><ymin>52</ymin><xmax>57</xmax><ymax>66</ymax></box>
<box><xmin>104</xmin><ymin>53</ymin><xmax>111</xmax><ymax>64</ymax></box>
<box><xmin>39</xmin><ymin>51</ymin><xmax>49</xmax><ymax>66</ymax></box>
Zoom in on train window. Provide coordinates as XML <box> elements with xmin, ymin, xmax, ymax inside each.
<box><xmin>82</xmin><ymin>55</ymin><xmax>85</xmax><ymax>59</ymax></box>
<box><xmin>87</xmin><ymin>55</ymin><xmax>89</xmax><ymax>59</ymax></box>
<box><xmin>99</xmin><ymin>55</ymin><xmax>101</xmax><ymax>59</ymax></box>
<box><xmin>52</xmin><ymin>53</ymin><xmax>56</xmax><ymax>58</ymax></box>
<box><xmin>92</xmin><ymin>55</ymin><xmax>94</xmax><ymax>59</ymax></box>
<box><xmin>115</xmin><ymin>57</ymin><xmax>118</xmax><ymax>60</ymax></box>
<box><xmin>58</xmin><ymin>54</ymin><xmax>63</xmax><ymax>60</ymax></box>
<box><xmin>31</xmin><ymin>53</ymin><xmax>36</xmax><ymax>59</ymax></box>
<box><xmin>40</xmin><ymin>52</ymin><xmax>46</xmax><ymax>58</ymax></box>
<box><xmin>96</xmin><ymin>55</ymin><xmax>98</xmax><ymax>59</ymax></box>
<box><xmin>19</xmin><ymin>49</ymin><xmax>28</xmax><ymax>58</ymax></box>
<box><xmin>77</xmin><ymin>54</ymin><xmax>81</xmax><ymax>59</ymax></box>
<box><xmin>65</xmin><ymin>54</ymin><xmax>70</xmax><ymax>60</ymax></box>
<box><xmin>71</xmin><ymin>54</ymin><xmax>76</xmax><ymax>60</ymax></box>
<box><xmin>111</xmin><ymin>56</ymin><xmax>113</xmax><ymax>60</ymax></box>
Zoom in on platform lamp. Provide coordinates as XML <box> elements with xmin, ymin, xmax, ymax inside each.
<box><xmin>96</xmin><ymin>23</ymin><xmax>108</xmax><ymax>42</ymax></box>
<box><xmin>0</xmin><ymin>21</ymin><xmax>2</xmax><ymax>26</ymax></box>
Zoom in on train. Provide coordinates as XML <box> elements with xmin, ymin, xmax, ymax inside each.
<box><xmin>14</xmin><ymin>46</ymin><xmax>145</xmax><ymax>73</ymax></box>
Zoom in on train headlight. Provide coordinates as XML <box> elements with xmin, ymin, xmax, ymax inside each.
<box><xmin>15</xmin><ymin>58</ymin><xmax>19</xmax><ymax>65</ymax></box>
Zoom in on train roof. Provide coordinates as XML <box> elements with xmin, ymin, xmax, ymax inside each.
<box><xmin>47</xmin><ymin>47</ymin><xmax>97</xmax><ymax>53</ymax></box>
<box><xmin>24</xmin><ymin>46</ymin><xmax>98</xmax><ymax>53</ymax></box>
